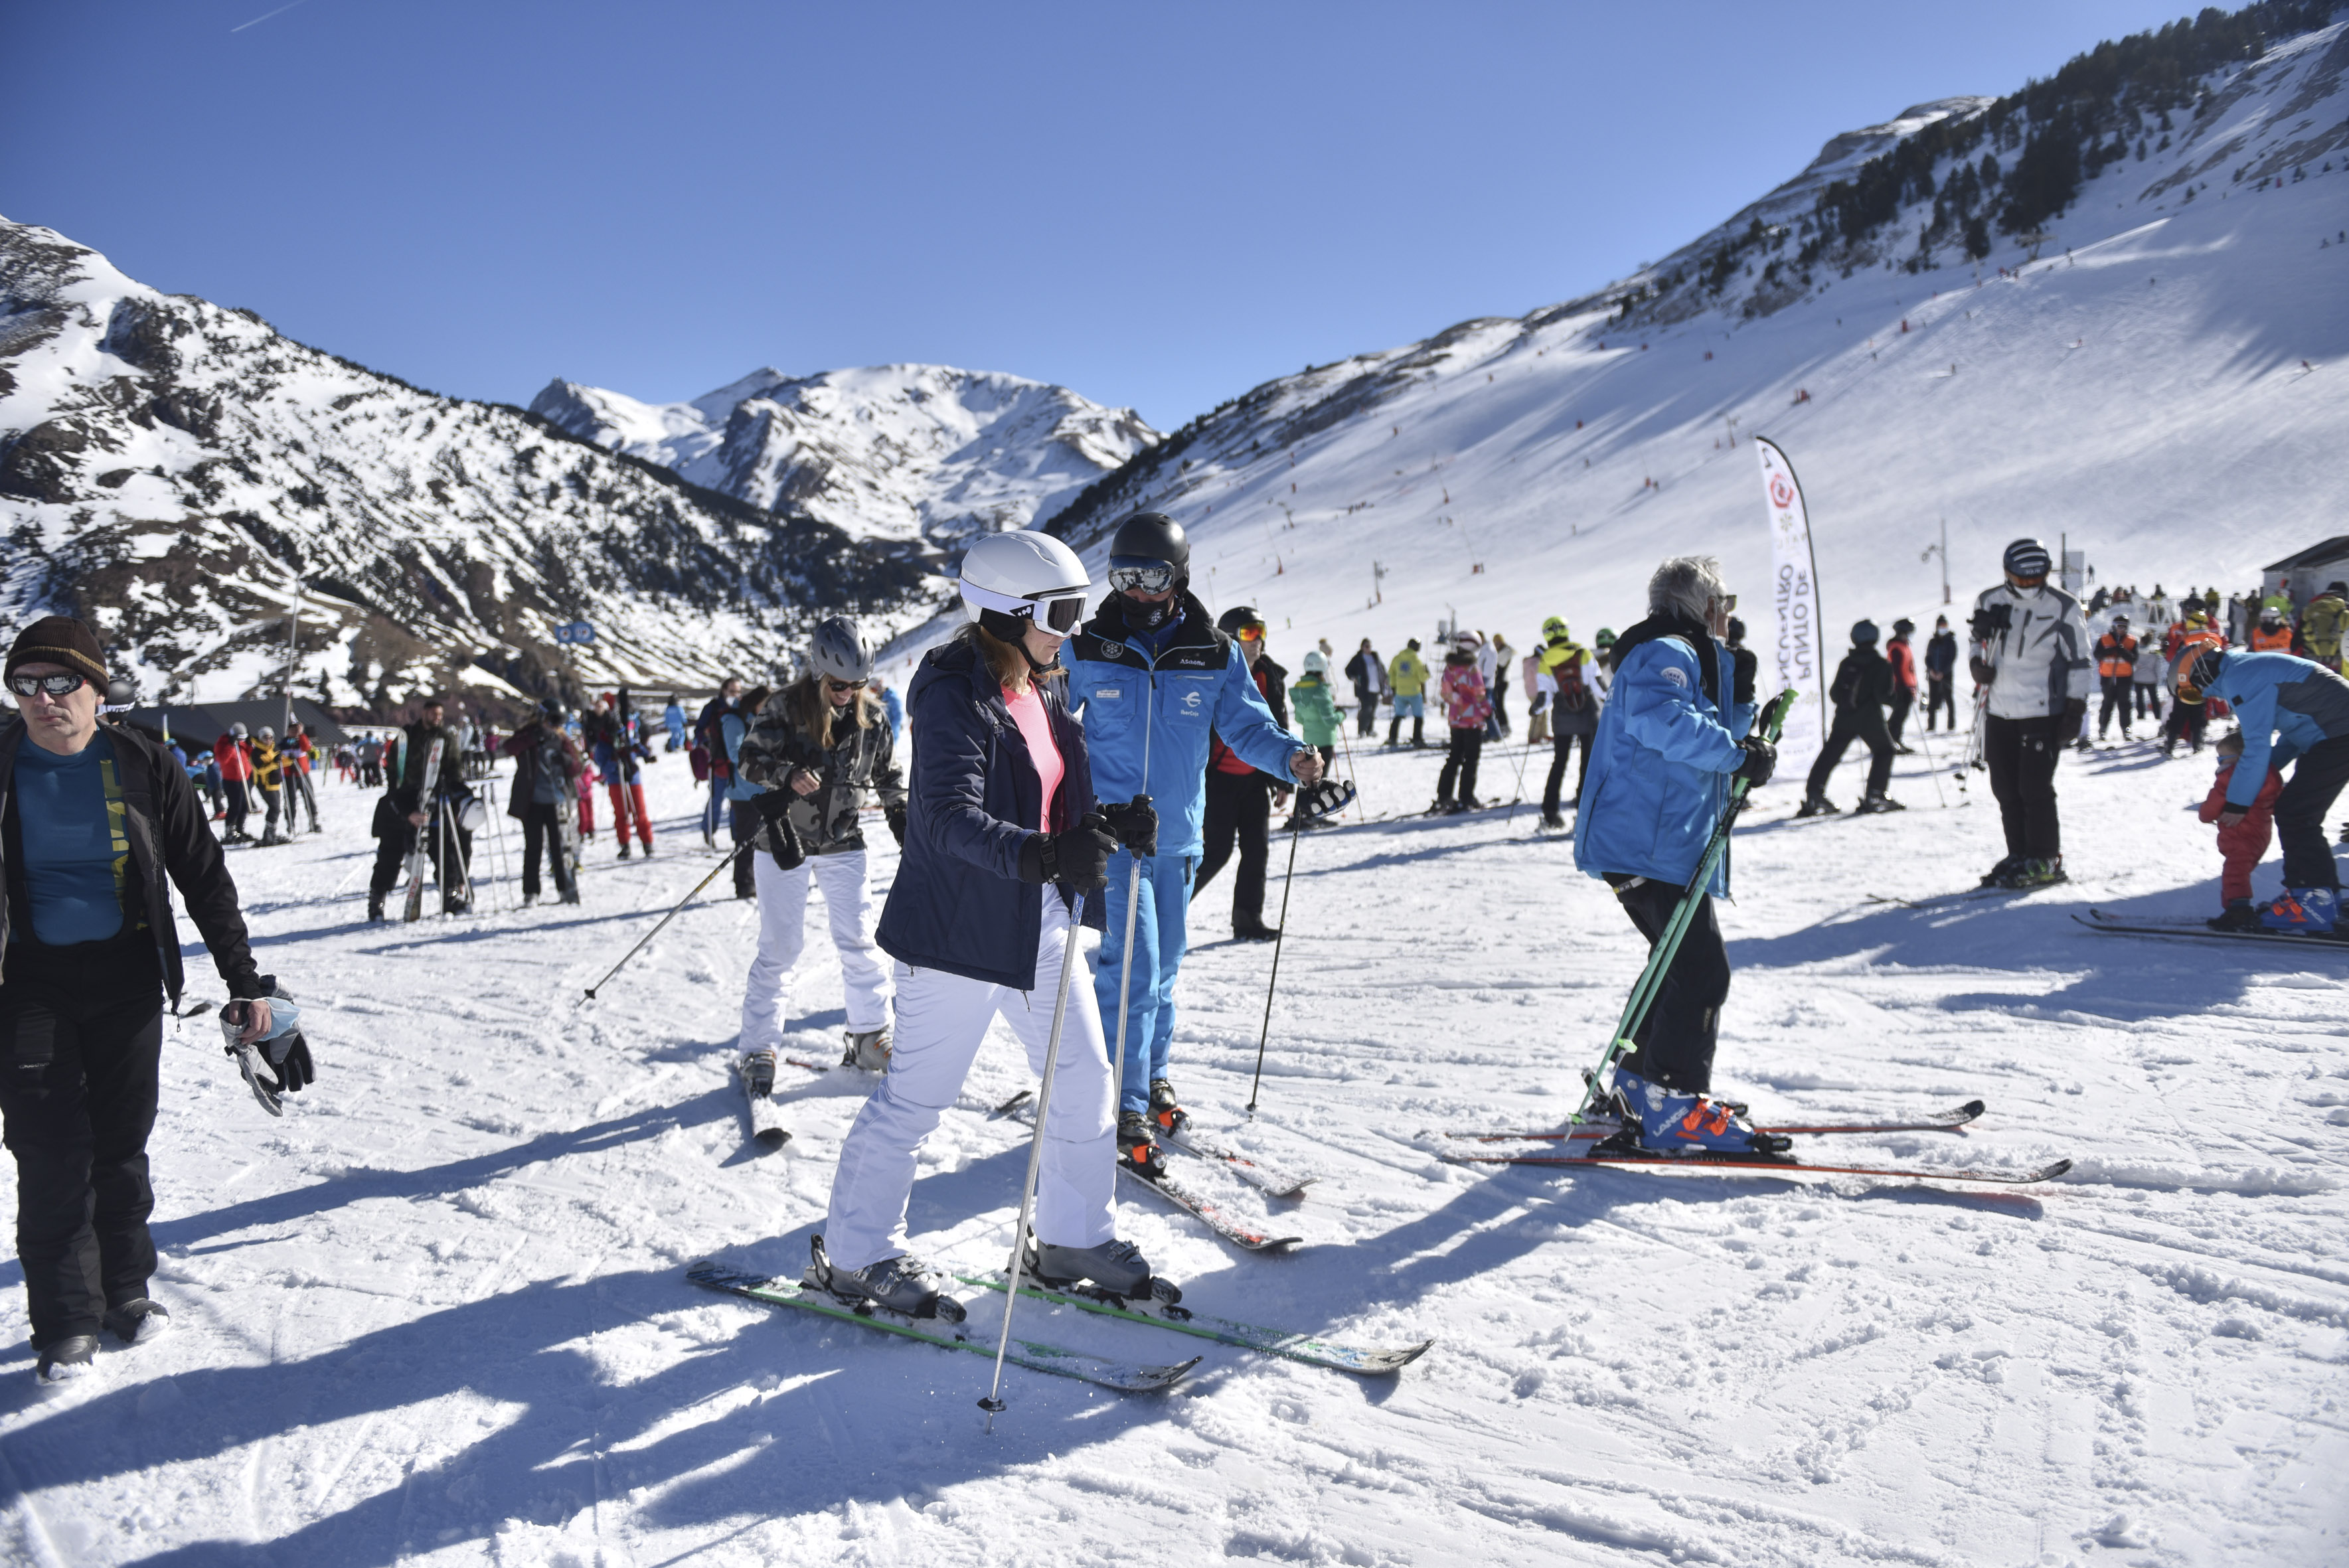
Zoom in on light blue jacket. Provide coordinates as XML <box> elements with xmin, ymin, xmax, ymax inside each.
<box><xmin>1068</xmin><ymin>593</ymin><xmax>1303</xmax><ymax>859</ymax></box>
<box><xmin>2205</xmin><ymin>649</ymin><xmax>2349</xmax><ymax>808</ymax></box>
<box><xmin>1574</xmin><ymin>621</ymin><xmax>1756</xmax><ymax>894</ymax></box>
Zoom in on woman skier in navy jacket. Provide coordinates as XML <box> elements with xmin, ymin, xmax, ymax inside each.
<box><xmin>812</xmin><ymin>531</ymin><xmax>1163</xmax><ymax>1320</ymax></box>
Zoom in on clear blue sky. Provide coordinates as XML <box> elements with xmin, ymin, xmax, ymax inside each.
<box><xmin>5</xmin><ymin>1</ymin><xmax>2223</xmax><ymax>431</ymax></box>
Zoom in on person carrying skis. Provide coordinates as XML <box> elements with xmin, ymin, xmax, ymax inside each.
<box><xmin>1435</xmin><ymin>632</ymin><xmax>1491</xmax><ymax>812</ymax></box>
<box><xmin>1387</xmin><ymin>639</ymin><xmax>1430</xmax><ymax>747</ymax></box>
<box><xmin>1884</xmin><ymin>619</ymin><xmax>1919</xmax><ymax>751</ymax></box>
<box><xmin>1573</xmin><ymin>558</ymin><xmax>1777</xmax><ymax>1153</ymax></box>
<box><xmin>736</xmin><ymin>617</ymin><xmax>907</xmax><ymax>1075</ymax></box>
<box><xmin>1068</xmin><ymin>514</ymin><xmax>1322</xmax><ymax>1166</ymax></box>
<box><xmin>2175</xmin><ymin>639</ymin><xmax>2349</xmax><ymax>933</ymax></box>
<box><xmin>2096</xmin><ymin>614</ymin><xmax>2140</xmax><ymax>742</ymax></box>
<box><xmin>499</xmin><ymin>698</ymin><xmax>584</xmax><ymax>905</ymax></box>
<box><xmin>1923</xmin><ymin>615</ymin><xmax>1958</xmax><ymax>730</ymax></box>
<box><xmin>2301</xmin><ymin>582</ymin><xmax>2349</xmax><ymax>672</ymax></box>
<box><xmin>2</xmin><ymin>617</ymin><xmax>313</xmax><ymax>1381</ymax></box>
<box><xmin>588</xmin><ymin>692</ymin><xmax>655</xmax><ymax>859</ymax></box>
<box><xmin>816</xmin><ymin>530</ymin><xmax>1164</xmax><ymax>1316</ymax></box>
<box><xmin>2198</xmin><ymin>728</ymin><xmax>2283</xmax><ymax>931</ymax></box>
<box><xmin>1537</xmin><ymin>617</ymin><xmax>1597</xmax><ymax>829</ymax></box>
<box><xmin>366</xmin><ymin>698</ymin><xmax>470</xmax><ymax>920</ymax></box>
<box><xmin>1969</xmin><ymin>539</ymin><xmax>2091</xmax><ymax>888</ymax></box>
<box><xmin>282</xmin><ymin>723</ymin><xmax>321</xmax><ymax>834</ymax></box>
<box><xmin>1344</xmin><ymin>638</ymin><xmax>1388</xmax><ymax>738</ymax></box>
<box><xmin>1799</xmin><ymin>620</ymin><xmax>1901</xmax><ymax>815</ymax></box>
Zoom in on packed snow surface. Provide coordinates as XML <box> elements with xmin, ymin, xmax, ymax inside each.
<box><xmin>0</xmin><ymin>722</ymin><xmax>2342</xmax><ymax>1566</ymax></box>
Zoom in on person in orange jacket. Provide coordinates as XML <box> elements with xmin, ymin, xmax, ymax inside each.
<box><xmin>2095</xmin><ymin>614</ymin><xmax>2140</xmax><ymax>742</ymax></box>
<box><xmin>1884</xmin><ymin>618</ymin><xmax>1919</xmax><ymax>751</ymax></box>
<box><xmin>214</xmin><ymin>723</ymin><xmax>255</xmax><ymax>842</ymax></box>
<box><xmin>2200</xmin><ymin>728</ymin><xmax>2285</xmax><ymax>931</ymax></box>
<box><xmin>2249</xmin><ymin>605</ymin><xmax>2294</xmax><ymax>653</ymax></box>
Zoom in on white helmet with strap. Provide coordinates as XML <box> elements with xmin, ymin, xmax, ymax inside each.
<box><xmin>958</xmin><ymin>530</ymin><xmax>1091</xmax><ymax>644</ymax></box>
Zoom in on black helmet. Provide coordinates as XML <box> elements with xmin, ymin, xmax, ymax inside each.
<box><xmin>1892</xmin><ymin>617</ymin><xmax>1915</xmax><ymax>635</ymax></box>
<box><xmin>2002</xmin><ymin>538</ymin><xmax>2052</xmax><ymax>582</ymax></box>
<box><xmin>1218</xmin><ymin>604</ymin><xmax>1263</xmax><ymax>639</ymax></box>
<box><xmin>1851</xmin><ymin>619</ymin><xmax>1880</xmax><ymax>646</ymax></box>
<box><xmin>538</xmin><ymin>696</ymin><xmax>564</xmax><ymax>722</ymax></box>
<box><xmin>1108</xmin><ymin>512</ymin><xmax>1189</xmax><ymax>629</ymax></box>
<box><xmin>1726</xmin><ymin>615</ymin><xmax>1746</xmax><ymax>645</ymax></box>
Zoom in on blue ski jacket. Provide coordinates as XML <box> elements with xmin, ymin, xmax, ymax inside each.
<box><xmin>1574</xmin><ymin>615</ymin><xmax>1757</xmax><ymax>895</ymax></box>
<box><xmin>874</xmin><ymin>636</ymin><xmax>1103</xmax><ymax>990</ymax></box>
<box><xmin>2204</xmin><ymin>649</ymin><xmax>2349</xmax><ymax>809</ymax></box>
<box><xmin>1067</xmin><ymin>593</ymin><xmax>1306</xmax><ymax>858</ymax></box>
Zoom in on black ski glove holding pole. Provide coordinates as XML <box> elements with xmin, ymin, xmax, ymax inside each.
<box><xmin>753</xmin><ymin>789</ymin><xmax>806</xmax><ymax>870</ymax></box>
<box><xmin>1097</xmin><ymin>795</ymin><xmax>1158</xmax><ymax>857</ymax></box>
<box><xmin>886</xmin><ymin>803</ymin><xmax>908</xmax><ymax>847</ymax></box>
<box><xmin>1731</xmin><ymin>736</ymin><xmax>1777</xmax><ymax>787</ymax></box>
<box><xmin>1018</xmin><ymin>814</ymin><xmax>1116</xmax><ymax>892</ymax></box>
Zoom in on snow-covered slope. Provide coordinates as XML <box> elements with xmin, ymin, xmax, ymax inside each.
<box><xmin>1044</xmin><ymin>17</ymin><xmax>2349</xmax><ymax>661</ymax></box>
<box><xmin>0</xmin><ymin>222</ymin><xmax>939</xmax><ymax>709</ymax></box>
<box><xmin>532</xmin><ymin>363</ymin><xmax>1157</xmax><ymax>549</ymax></box>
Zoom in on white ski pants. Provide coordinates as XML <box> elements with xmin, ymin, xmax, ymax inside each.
<box><xmin>740</xmin><ymin>848</ymin><xmax>890</xmax><ymax>1051</ymax></box>
<box><xmin>823</xmin><ymin>894</ymin><xmax>1114</xmax><ymax>1271</ymax></box>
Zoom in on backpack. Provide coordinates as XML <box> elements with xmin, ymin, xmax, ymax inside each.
<box><xmin>1554</xmin><ymin>649</ymin><xmax>1589</xmax><ymax>712</ymax></box>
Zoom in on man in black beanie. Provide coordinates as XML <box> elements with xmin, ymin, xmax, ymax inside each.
<box><xmin>1</xmin><ymin>617</ymin><xmax>313</xmax><ymax>1381</ymax></box>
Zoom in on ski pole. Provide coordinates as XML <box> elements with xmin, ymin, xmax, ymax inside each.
<box><xmin>580</xmin><ymin>842</ymin><xmax>748</xmax><ymax>1000</ymax></box>
<box><xmin>1909</xmin><ymin>717</ymin><xmax>1949</xmax><ymax>809</ymax></box>
<box><xmin>1501</xmin><ymin>728</ymin><xmax>1536</xmax><ymax>829</ymax></box>
<box><xmin>1570</xmin><ymin>689</ymin><xmax>1794</xmax><ymax>1122</ymax></box>
<box><xmin>1108</xmin><ymin>718</ymin><xmax>1154</xmax><ymax>1137</ymax></box>
<box><xmin>1246</xmin><ymin>814</ymin><xmax>1305</xmax><ymax>1115</ymax></box>
<box><xmin>981</xmin><ymin>890</ymin><xmax>1088</xmax><ymax>1427</ymax></box>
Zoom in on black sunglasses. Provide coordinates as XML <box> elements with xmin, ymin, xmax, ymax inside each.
<box><xmin>7</xmin><ymin>671</ymin><xmax>89</xmax><ymax>699</ymax></box>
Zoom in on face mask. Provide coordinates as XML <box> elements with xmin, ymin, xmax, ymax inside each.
<box><xmin>1122</xmin><ymin>591</ymin><xmax>1174</xmax><ymax>631</ymax></box>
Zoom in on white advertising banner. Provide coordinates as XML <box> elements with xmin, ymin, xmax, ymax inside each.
<box><xmin>1754</xmin><ymin>436</ymin><xmax>1825</xmax><ymax>769</ymax></box>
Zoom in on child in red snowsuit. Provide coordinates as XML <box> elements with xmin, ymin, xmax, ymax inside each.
<box><xmin>2199</xmin><ymin>729</ymin><xmax>2283</xmax><ymax>931</ymax></box>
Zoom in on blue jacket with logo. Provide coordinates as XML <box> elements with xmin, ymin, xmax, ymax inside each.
<box><xmin>2205</xmin><ymin>649</ymin><xmax>2349</xmax><ymax>808</ymax></box>
<box><xmin>1573</xmin><ymin>615</ymin><xmax>1757</xmax><ymax>895</ymax></box>
<box><xmin>874</xmin><ymin>636</ymin><xmax>1103</xmax><ymax>989</ymax></box>
<box><xmin>1068</xmin><ymin>593</ymin><xmax>1304</xmax><ymax>858</ymax></box>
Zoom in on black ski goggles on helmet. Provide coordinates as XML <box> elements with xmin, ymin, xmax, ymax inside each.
<box><xmin>1107</xmin><ymin>557</ymin><xmax>1180</xmax><ymax>596</ymax></box>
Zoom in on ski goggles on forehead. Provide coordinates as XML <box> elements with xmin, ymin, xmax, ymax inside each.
<box><xmin>1107</xmin><ymin>557</ymin><xmax>1179</xmax><ymax>595</ymax></box>
<box><xmin>962</xmin><ymin>578</ymin><xmax>1090</xmax><ymax>633</ymax></box>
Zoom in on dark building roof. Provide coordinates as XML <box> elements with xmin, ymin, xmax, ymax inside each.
<box><xmin>111</xmin><ymin>698</ymin><xmax>351</xmax><ymax>750</ymax></box>
<box><xmin>2263</xmin><ymin>536</ymin><xmax>2349</xmax><ymax>572</ymax></box>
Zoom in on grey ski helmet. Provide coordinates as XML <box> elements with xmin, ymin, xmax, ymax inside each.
<box><xmin>807</xmin><ymin>615</ymin><xmax>876</xmax><ymax>684</ymax></box>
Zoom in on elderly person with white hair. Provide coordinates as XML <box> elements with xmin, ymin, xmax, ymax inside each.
<box><xmin>1573</xmin><ymin>556</ymin><xmax>1780</xmax><ymax>1154</ymax></box>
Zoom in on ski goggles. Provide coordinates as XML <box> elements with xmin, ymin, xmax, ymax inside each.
<box><xmin>961</xmin><ymin>577</ymin><xmax>1090</xmax><ymax>634</ymax></box>
<box><xmin>6</xmin><ymin>671</ymin><xmax>89</xmax><ymax>698</ymax></box>
<box><xmin>1234</xmin><ymin>620</ymin><xmax>1266</xmax><ymax>642</ymax></box>
<box><xmin>1107</xmin><ymin>557</ymin><xmax>1179</xmax><ymax>595</ymax></box>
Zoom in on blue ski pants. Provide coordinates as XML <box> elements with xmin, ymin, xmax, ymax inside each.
<box><xmin>1094</xmin><ymin>850</ymin><xmax>1194</xmax><ymax>1117</ymax></box>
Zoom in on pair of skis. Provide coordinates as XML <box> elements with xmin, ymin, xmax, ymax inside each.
<box><xmin>997</xmin><ymin>1099</ymin><xmax>1315</xmax><ymax>1251</ymax></box>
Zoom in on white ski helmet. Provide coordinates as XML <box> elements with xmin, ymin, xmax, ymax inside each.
<box><xmin>807</xmin><ymin>615</ymin><xmax>876</xmax><ymax>683</ymax></box>
<box><xmin>1302</xmin><ymin>649</ymin><xmax>1329</xmax><ymax>675</ymax></box>
<box><xmin>958</xmin><ymin>530</ymin><xmax>1091</xmax><ymax>643</ymax></box>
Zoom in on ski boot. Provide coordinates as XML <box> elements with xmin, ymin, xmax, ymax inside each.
<box><xmin>1610</xmin><ymin>1070</ymin><xmax>1789</xmax><ymax>1156</ymax></box>
<box><xmin>34</xmin><ymin>1335</ymin><xmax>98</xmax><ymax>1383</ymax></box>
<box><xmin>841</xmin><ymin>1028</ymin><xmax>892</xmax><ymax>1071</ymax></box>
<box><xmin>1117</xmin><ymin>1111</ymin><xmax>1168</xmax><ymax>1178</ymax></box>
<box><xmin>1853</xmin><ymin>793</ymin><xmax>1906</xmax><ymax>815</ymax></box>
<box><xmin>1540</xmin><ymin>811</ymin><xmax>1568</xmax><ymax>832</ymax></box>
<box><xmin>102</xmin><ymin>1298</ymin><xmax>170</xmax><ymax>1346</ymax></box>
<box><xmin>1795</xmin><ymin>795</ymin><xmax>1839</xmax><ymax>818</ymax></box>
<box><xmin>2260</xmin><ymin>886</ymin><xmax>2338</xmax><ymax>935</ymax></box>
<box><xmin>1977</xmin><ymin>852</ymin><xmax>2024</xmax><ymax>888</ymax></box>
<box><xmin>740</xmin><ymin>1047</ymin><xmax>778</xmax><ymax>1099</ymax></box>
<box><xmin>1149</xmin><ymin>1077</ymin><xmax>1189</xmax><ymax>1136</ymax></box>
<box><xmin>559</xmin><ymin>887</ymin><xmax>582</xmax><ymax>905</ymax></box>
<box><xmin>2208</xmin><ymin>900</ymin><xmax>2262</xmax><ymax>933</ymax></box>
<box><xmin>1026</xmin><ymin>1237</ymin><xmax>1181</xmax><ymax>1306</ymax></box>
<box><xmin>366</xmin><ymin>894</ymin><xmax>386</xmax><ymax>923</ymax></box>
<box><xmin>805</xmin><ymin>1235</ymin><xmax>965</xmax><ymax>1322</ymax></box>
<box><xmin>1429</xmin><ymin>797</ymin><xmax>1455</xmax><ymax>816</ymax></box>
<box><xmin>1992</xmin><ymin>856</ymin><xmax>2067</xmax><ymax>890</ymax></box>
<box><xmin>617</xmin><ymin>842</ymin><xmax>632</xmax><ymax>860</ymax></box>
<box><xmin>1234</xmin><ymin>921</ymin><xmax>1280</xmax><ymax>942</ymax></box>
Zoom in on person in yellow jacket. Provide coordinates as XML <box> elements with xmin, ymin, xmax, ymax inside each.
<box><xmin>2301</xmin><ymin>582</ymin><xmax>2348</xmax><ymax>672</ymax></box>
<box><xmin>250</xmin><ymin>725</ymin><xmax>289</xmax><ymax>846</ymax></box>
<box><xmin>1386</xmin><ymin>638</ymin><xmax>1431</xmax><ymax>748</ymax></box>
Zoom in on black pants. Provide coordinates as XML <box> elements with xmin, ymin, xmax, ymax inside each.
<box><xmin>1985</xmin><ymin>713</ymin><xmax>2063</xmax><ymax>859</ymax></box>
<box><xmin>1806</xmin><ymin>704</ymin><xmax>1895</xmax><ymax>801</ymax></box>
<box><xmin>1924</xmin><ymin>675</ymin><xmax>1955</xmax><ymax>730</ymax></box>
<box><xmin>1437</xmin><ymin>727</ymin><xmax>1484</xmax><ymax>804</ymax></box>
<box><xmin>223</xmin><ymin>778</ymin><xmax>249</xmax><ymax>837</ymax></box>
<box><xmin>370</xmin><ymin>814</ymin><xmax>475</xmax><ymax>908</ymax></box>
<box><xmin>2163</xmin><ymin>701</ymin><xmax>2207</xmax><ymax>752</ymax></box>
<box><xmin>0</xmin><ymin>937</ymin><xmax>165</xmax><ymax>1348</ymax></box>
<box><xmin>257</xmin><ymin>782</ymin><xmax>282</xmax><ymax>837</ymax></box>
<box><xmin>1491</xmin><ymin>682</ymin><xmax>1510</xmax><ymax>734</ymax></box>
<box><xmin>1352</xmin><ymin>684</ymin><xmax>1379</xmax><ymax>737</ymax></box>
<box><xmin>1387</xmin><ymin>712</ymin><xmax>1425</xmax><ymax>746</ymax></box>
<box><xmin>519</xmin><ymin>799</ymin><xmax>577</xmax><ymax>900</ymax></box>
<box><xmin>2275</xmin><ymin>735</ymin><xmax>2349</xmax><ymax>889</ymax></box>
<box><xmin>2134</xmin><ymin>681</ymin><xmax>2163</xmax><ymax>721</ymax></box>
<box><xmin>1542</xmin><ymin>730</ymin><xmax>1593</xmax><ymax>814</ymax></box>
<box><xmin>2097</xmin><ymin>675</ymin><xmax>2135</xmax><ymax>736</ymax></box>
<box><xmin>1194</xmin><ymin>770</ymin><xmax>1272</xmax><ymax>930</ymax></box>
<box><xmin>728</xmin><ymin>799</ymin><xmax>760</xmax><ymax>898</ymax></box>
<box><xmin>1887</xmin><ymin>690</ymin><xmax>1913</xmax><ymax>743</ymax></box>
<box><xmin>1613</xmin><ymin>878</ymin><xmax>1728</xmax><ymax>1094</ymax></box>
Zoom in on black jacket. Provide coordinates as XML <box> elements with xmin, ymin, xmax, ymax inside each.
<box><xmin>392</xmin><ymin>721</ymin><xmax>465</xmax><ymax>815</ymax></box>
<box><xmin>499</xmin><ymin>720</ymin><xmax>584</xmax><ymax>818</ymax></box>
<box><xmin>1924</xmin><ymin>629</ymin><xmax>1959</xmax><ymax>678</ymax></box>
<box><xmin>0</xmin><ymin>718</ymin><xmax>265</xmax><ymax>1007</ymax></box>
<box><xmin>1828</xmin><ymin>645</ymin><xmax>1894</xmax><ymax>713</ymax></box>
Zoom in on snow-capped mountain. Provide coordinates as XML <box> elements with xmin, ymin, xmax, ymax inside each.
<box><xmin>530</xmin><ymin>363</ymin><xmax>1157</xmax><ymax>550</ymax></box>
<box><xmin>0</xmin><ymin>222</ymin><xmax>937</xmax><ymax>709</ymax></box>
<box><xmin>1041</xmin><ymin>9</ymin><xmax>2348</xmax><ymax>667</ymax></box>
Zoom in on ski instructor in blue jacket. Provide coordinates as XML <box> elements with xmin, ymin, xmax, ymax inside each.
<box><xmin>1068</xmin><ymin>513</ymin><xmax>1323</xmax><ymax>1171</ymax></box>
<box><xmin>1574</xmin><ymin>556</ymin><xmax>1779</xmax><ymax>1155</ymax></box>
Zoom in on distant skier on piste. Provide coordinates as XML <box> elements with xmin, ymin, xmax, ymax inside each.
<box><xmin>1968</xmin><ymin>538</ymin><xmax>2091</xmax><ymax>890</ymax></box>
<box><xmin>1536</xmin><ymin>616</ymin><xmax>1598</xmax><ymax>830</ymax></box>
<box><xmin>813</xmin><ymin>530</ymin><xmax>1165</xmax><ymax>1318</ymax></box>
<box><xmin>1194</xmin><ymin>605</ymin><xmax>1294</xmax><ymax>941</ymax></box>
<box><xmin>1067</xmin><ymin>513</ymin><xmax>1322</xmax><ymax>1172</ymax></box>
<box><xmin>2095</xmin><ymin>613</ymin><xmax>2139</xmax><ymax>742</ymax></box>
<box><xmin>2174</xmin><ymin>639</ymin><xmax>2349</xmax><ymax>935</ymax></box>
<box><xmin>1798</xmin><ymin>620</ymin><xmax>1901</xmax><ymax>817</ymax></box>
<box><xmin>1922</xmin><ymin>614</ymin><xmax>1958</xmax><ymax>731</ymax></box>
<box><xmin>1573</xmin><ymin>556</ymin><xmax>1779</xmax><ymax>1154</ymax></box>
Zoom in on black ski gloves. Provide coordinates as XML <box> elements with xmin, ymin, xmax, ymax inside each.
<box><xmin>1018</xmin><ymin>814</ymin><xmax>1117</xmax><ymax>892</ymax></box>
<box><xmin>754</xmin><ymin>791</ymin><xmax>806</xmax><ymax>870</ymax></box>
<box><xmin>1732</xmin><ymin>736</ymin><xmax>1777</xmax><ymax>787</ymax></box>
<box><xmin>1730</xmin><ymin>647</ymin><xmax>1757</xmax><ymax>707</ymax></box>
<box><xmin>886</xmin><ymin>804</ymin><xmax>908</xmax><ymax>848</ymax></box>
<box><xmin>1098</xmin><ymin>795</ymin><xmax>1158</xmax><ymax>857</ymax></box>
<box><xmin>2062</xmin><ymin>697</ymin><xmax>2087</xmax><ymax>726</ymax></box>
<box><xmin>1968</xmin><ymin>655</ymin><xmax>1995</xmax><ymax>686</ymax></box>
<box><xmin>223</xmin><ymin>982</ymin><xmax>314</xmax><ymax>1095</ymax></box>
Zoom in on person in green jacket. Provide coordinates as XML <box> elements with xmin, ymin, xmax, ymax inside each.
<box><xmin>1387</xmin><ymin>639</ymin><xmax>1431</xmax><ymax>748</ymax></box>
<box><xmin>1292</xmin><ymin>651</ymin><xmax>1340</xmax><ymax>761</ymax></box>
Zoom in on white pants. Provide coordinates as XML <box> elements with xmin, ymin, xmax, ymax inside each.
<box><xmin>740</xmin><ymin>848</ymin><xmax>891</xmax><ymax>1051</ymax></box>
<box><xmin>823</xmin><ymin>895</ymin><xmax>1114</xmax><ymax>1271</ymax></box>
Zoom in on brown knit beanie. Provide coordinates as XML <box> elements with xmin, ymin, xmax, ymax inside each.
<box><xmin>6</xmin><ymin>616</ymin><xmax>108</xmax><ymax>684</ymax></box>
